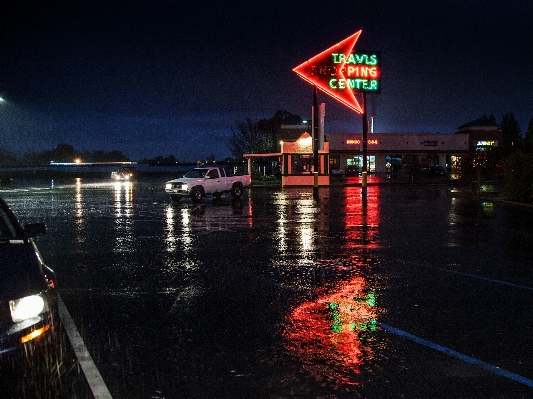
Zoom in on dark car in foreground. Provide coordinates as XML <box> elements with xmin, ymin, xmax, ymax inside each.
<box><xmin>0</xmin><ymin>197</ymin><xmax>59</xmax><ymax>366</ymax></box>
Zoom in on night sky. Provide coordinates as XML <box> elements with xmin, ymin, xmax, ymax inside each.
<box><xmin>1</xmin><ymin>0</ymin><xmax>532</xmax><ymax>162</ymax></box>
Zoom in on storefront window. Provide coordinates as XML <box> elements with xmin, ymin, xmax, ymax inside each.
<box><xmin>347</xmin><ymin>156</ymin><xmax>375</xmax><ymax>173</ymax></box>
<box><xmin>292</xmin><ymin>154</ymin><xmax>314</xmax><ymax>173</ymax></box>
<box><xmin>450</xmin><ymin>155</ymin><xmax>461</xmax><ymax>173</ymax></box>
<box><xmin>420</xmin><ymin>154</ymin><xmax>440</xmax><ymax>170</ymax></box>
<box><xmin>385</xmin><ymin>155</ymin><xmax>402</xmax><ymax>173</ymax></box>
<box><xmin>329</xmin><ymin>156</ymin><xmax>340</xmax><ymax>168</ymax></box>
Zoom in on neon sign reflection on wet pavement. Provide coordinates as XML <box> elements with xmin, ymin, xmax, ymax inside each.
<box><xmin>284</xmin><ymin>276</ymin><xmax>377</xmax><ymax>385</ymax></box>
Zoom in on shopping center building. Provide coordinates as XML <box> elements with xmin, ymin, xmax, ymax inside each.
<box><xmin>257</xmin><ymin>117</ymin><xmax>501</xmax><ymax>186</ymax></box>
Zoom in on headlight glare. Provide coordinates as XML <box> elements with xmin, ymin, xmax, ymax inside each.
<box><xmin>10</xmin><ymin>295</ymin><xmax>46</xmax><ymax>322</ymax></box>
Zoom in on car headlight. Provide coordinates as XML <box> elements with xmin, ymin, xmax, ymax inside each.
<box><xmin>165</xmin><ymin>183</ymin><xmax>172</xmax><ymax>190</ymax></box>
<box><xmin>10</xmin><ymin>295</ymin><xmax>47</xmax><ymax>322</ymax></box>
<box><xmin>182</xmin><ymin>184</ymin><xmax>188</xmax><ymax>191</ymax></box>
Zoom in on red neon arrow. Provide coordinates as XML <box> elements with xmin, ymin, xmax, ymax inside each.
<box><xmin>293</xmin><ymin>30</ymin><xmax>363</xmax><ymax>114</ymax></box>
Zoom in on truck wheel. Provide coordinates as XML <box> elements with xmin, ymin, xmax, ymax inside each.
<box><xmin>191</xmin><ymin>187</ymin><xmax>203</xmax><ymax>203</ymax></box>
<box><xmin>170</xmin><ymin>195</ymin><xmax>182</xmax><ymax>203</ymax></box>
<box><xmin>231</xmin><ymin>184</ymin><xmax>243</xmax><ymax>199</ymax></box>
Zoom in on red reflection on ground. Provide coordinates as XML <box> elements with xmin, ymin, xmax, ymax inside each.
<box><xmin>344</xmin><ymin>186</ymin><xmax>380</xmax><ymax>249</ymax></box>
<box><xmin>284</xmin><ymin>277</ymin><xmax>376</xmax><ymax>385</ymax></box>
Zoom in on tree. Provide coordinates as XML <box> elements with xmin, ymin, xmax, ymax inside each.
<box><xmin>228</xmin><ymin>110</ymin><xmax>302</xmax><ymax>159</ymax></box>
<box><xmin>503</xmin><ymin>152</ymin><xmax>533</xmax><ymax>203</ymax></box>
<box><xmin>228</xmin><ymin>118</ymin><xmax>272</xmax><ymax>159</ymax></box>
<box><xmin>0</xmin><ymin>147</ymin><xmax>16</xmax><ymax>166</ymax></box>
<box><xmin>20</xmin><ymin>144</ymin><xmax>130</xmax><ymax>165</ymax></box>
<box><xmin>268</xmin><ymin>109</ymin><xmax>303</xmax><ymax>128</ymax></box>
<box><xmin>481</xmin><ymin>112</ymin><xmax>497</xmax><ymax>126</ymax></box>
<box><xmin>500</xmin><ymin>112</ymin><xmax>522</xmax><ymax>155</ymax></box>
<box><xmin>459</xmin><ymin>152</ymin><xmax>497</xmax><ymax>193</ymax></box>
<box><xmin>524</xmin><ymin>118</ymin><xmax>533</xmax><ymax>153</ymax></box>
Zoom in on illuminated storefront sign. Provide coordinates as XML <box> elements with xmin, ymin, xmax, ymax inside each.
<box><xmin>293</xmin><ymin>30</ymin><xmax>381</xmax><ymax>114</ymax></box>
<box><xmin>346</xmin><ymin>139</ymin><xmax>378</xmax><ymax>145</ymax></box>
<box><xmin>476</xmin><ymin>140</ymin><xmax>497</xmax><ymax>151</ymax></box>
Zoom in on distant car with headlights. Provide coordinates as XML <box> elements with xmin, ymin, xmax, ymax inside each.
<box><xmin>0</xmin><ymin>197</ymin><xmax>59</xmax><ymax>363</ymax></box>
<box><xmin>165</xmin><ymin>167</ymin><xmax>251</xmax><ymax>203</ymax></box>
<box><xmin>111</xmin><ymin>166</ymin><xmax>138</xmax><ymax>180</ymax></box>
<box><xmin>345</xmin><ymin>165</ymin><xmax>359</xmax><ymax>176</ymax></box>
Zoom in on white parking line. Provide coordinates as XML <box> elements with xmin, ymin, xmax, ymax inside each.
<box><xmin>57</xmin><ymin>294</ymin><xmax>113</xmax><ymax>399</ymax></box>
<box><xmin>379</xmin><ymin>323</ymin><xmax>533</xmax><ymax>388</ymax></box>
<box><xmin>402</xmin><ymin>260</ymin><xmax>533</xmax><ymax>292</ymax></box>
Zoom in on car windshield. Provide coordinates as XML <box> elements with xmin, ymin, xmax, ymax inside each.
<box><xmin>0</xmin><ymin>208</ymin><xmax>17</xmax><ymax>240</ymax></box>
<box><xmin>184</xmin><ymin>169</ymin><xmax>208</xmax><ymax>178</ymax></box>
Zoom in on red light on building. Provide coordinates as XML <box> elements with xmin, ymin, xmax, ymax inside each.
<box><xmin>346</xmin><ymin>139</ymin><xmax>361</xmax><ymax>145</ymax></box>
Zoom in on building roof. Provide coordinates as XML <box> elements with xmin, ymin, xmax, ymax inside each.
<box><xmin>279</xmin><ymin>124</ymin><xmax>312</xmax><ymax>142</ymax></box>
<box><xmin>458</xmin><ymin>117</ymin><xmax>498</xmax><ymax>131</ymax></box>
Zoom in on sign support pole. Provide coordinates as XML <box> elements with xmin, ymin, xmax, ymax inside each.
<box><xmin>313</xmin><ymin>86</ymin><xmax>319</xmax><ymax>200</ymax></box>
<box><xmin>361</xmin><ymin>92</ymin><xmax>368</xmax><ymax>194</ymax></box>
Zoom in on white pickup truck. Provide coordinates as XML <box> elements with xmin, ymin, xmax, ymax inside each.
<box><xmin>165</xmin><ymin>167</ymin><xmax>251</xmax><ymax>203</ymax></box>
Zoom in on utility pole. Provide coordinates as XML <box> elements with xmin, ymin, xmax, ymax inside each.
<box><xmin>361</xmin><ymin>92</ymin><xmax>368</xmax><ymax>195</ymax></box>
<box><xmin>313</xmin><ymin>86</ymin><xmax>319</xmax><ymax>201</ymax></box>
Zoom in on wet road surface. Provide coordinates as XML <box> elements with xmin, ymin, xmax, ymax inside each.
<box><xmin>1</xmin><ymin>178</ymin><xmax>532</xmax><ymax>398</ymax></box>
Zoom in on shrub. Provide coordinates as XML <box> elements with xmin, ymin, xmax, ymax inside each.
<box><xmin>503</xmin><ymin>153</ymin><xmax>533</xmax><ymax>203</ymax></box>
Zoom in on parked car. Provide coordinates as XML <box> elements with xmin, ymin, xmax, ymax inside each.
<box><xmin>330</xmin><ymin>167</ymin><xmax>343</xmax><ymax>176</ymax></box>
<box><xmin>345</xmin><ymin>165</ymin><xmax>359</xmax><ymax>176</ymax></box>
<box><xmin>111</xmin><ymin>166</ymin><xmax>138</xmax><ymax>180</ymax></box>
<box><xmin>0</xmin><ymin>197</ymin><xmax>59</xmax><ymax>363</ymax></box>
<box><xmin>165</xmin><ymin>167</ymin><xmax>251</xmax><ymax>203</ymax></box>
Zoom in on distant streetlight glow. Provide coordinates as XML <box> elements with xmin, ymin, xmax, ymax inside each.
<box><xmin>74</xmin><ymin>158</ymin><xmax>81</xmax><ymax>164</ymax></box>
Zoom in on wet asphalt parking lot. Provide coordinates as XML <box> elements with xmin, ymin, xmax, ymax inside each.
<box><xmin>1</xmin><ymin>177</ymin><xmax>532</xmax><ymax>398</ymax></box>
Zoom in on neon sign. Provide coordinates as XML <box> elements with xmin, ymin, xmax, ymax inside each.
<box><xmin>346</xmin><ymin>139</ymin><xmax>361</xmax><ymax>145</ymax></box>
<box><xmin>346</xmin><ymin>139</ymin><xmax>378</xmax><ymax>145</ymax></box>
<box><xmin>293</xmin><ymin>31</ymin><xmax>381</xmax><ymax>114</ymax></box>
<box><xmin>476</xmin><ymin>140</ymin><xmax>497</xmax><ymax>151</ymax></box>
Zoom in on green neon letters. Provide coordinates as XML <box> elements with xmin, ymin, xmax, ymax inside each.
<box><xmin>329</xmin><ymin>78</ymin><xmax>379</xmax><ymax>92</ymax></box>
<box><xmin>332</xmin><ymin>52</ymin><xmax>378</xmax><ymax>65</ymax></box>
<box><xmin>293</xmin><ymin>31</ymin><xmax>380</xmax><ymax>111</ymax></box>
<box><xmin>330</xmin><ymin>51</ymin><xmax>381</xmax><ymax>93</ymax></box>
